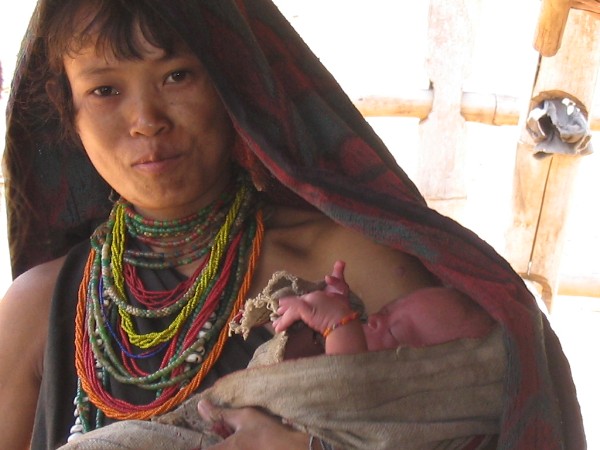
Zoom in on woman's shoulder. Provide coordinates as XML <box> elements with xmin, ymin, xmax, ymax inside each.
<box><xmin>1</xmin><ymin>255</ymin><xmax>67</xmax><ymax>317</ymax></box>
<box><xmin>4</xmin><ymin>255</ymin><xmax>67</xmax><ymax>303</ymax></box>
<box><xmin>0</xmin><ymin>255</ymin><xmax>66</xmax><ymax>380</ymax></box>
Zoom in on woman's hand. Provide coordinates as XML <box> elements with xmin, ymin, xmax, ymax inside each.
<box><xmin>197</xmin><ymin>399</ymin><xmax>309</xmax><ymax>449</ymax></box>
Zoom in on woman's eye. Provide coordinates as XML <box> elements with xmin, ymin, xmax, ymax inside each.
<box><xmin>92</xmin><ymin>86</ymin><xmax>119</xmax><ymax>97</ymax></box>
<box><xmin>166</xmin><ymin>70</ymin><xmax>189</xmax><ymax>84</ymax></box>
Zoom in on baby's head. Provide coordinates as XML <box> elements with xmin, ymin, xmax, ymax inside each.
<box><xmin>363</xmin><ymin>287</ymin><xmax>495</xmax><ymax>350</ymax></box>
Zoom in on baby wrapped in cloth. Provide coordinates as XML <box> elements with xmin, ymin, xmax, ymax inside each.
<box><xmin>60</xmin><ymin>272</ymin><xmax>506</xmax><ymax>450</ymax></box>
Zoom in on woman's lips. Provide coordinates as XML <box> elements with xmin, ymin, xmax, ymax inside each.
<box><xmin>133</xmin><ymin>154</ymin><xmax>181</xmax><ymax>173</ymax></box>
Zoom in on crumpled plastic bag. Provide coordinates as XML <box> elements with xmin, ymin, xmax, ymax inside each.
<box><xmin>526</xmin><ymin>98</ymin><xmax>593</xmax><ymax>158</ymax></box>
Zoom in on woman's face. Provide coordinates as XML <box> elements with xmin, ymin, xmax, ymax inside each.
<box><xmin>63</xmin><ymin>31</ymin><xmax>235</xmax><ymax>220</ymax></box>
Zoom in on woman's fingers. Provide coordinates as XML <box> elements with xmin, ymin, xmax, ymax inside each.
<box><xmin>198</xmin><ymin>400</ymin><xmax>252</xmax><ymax>432</ymax></box>
<box><xmin>197</xmin><ymin>400</ymin><xmax>308</xmax><ymax>450</ymax></box>
<box><xmin>197</xmin><ymin>399</ymin><xmax>234</xmax><ymax>438</ymax></box>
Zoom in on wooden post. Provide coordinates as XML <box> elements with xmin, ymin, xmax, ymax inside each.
<box><xmin>506</xmin><ymin>9</ymin><xmax>600</xmax><ymax>310</ymax></box>
<box><xmin>534</xmin><ymin>0</ymin><xmax>571</xmax><ymax>56</ymax></box>
<box><xmin>416</xmin><ymin>0</ymin><xmax>480</xmax><ymax>220</ymax></box>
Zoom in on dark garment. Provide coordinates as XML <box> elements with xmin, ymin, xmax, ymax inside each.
<box><xmin>31</xmin><ymin>241</ymin><xmax>271</xmax><ymax>449</ymax></box>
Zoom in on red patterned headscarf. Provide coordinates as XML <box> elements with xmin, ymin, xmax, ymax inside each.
<box><xmin>4</xmin><ymin>1</ymin><xmax>585</xmax><ymax>448</ymax></box>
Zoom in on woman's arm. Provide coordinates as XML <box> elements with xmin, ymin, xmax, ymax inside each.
<box><xmin>0</xmin><ymin>257</ymin><xmax>64</xmax><ymax>449</ymax></box>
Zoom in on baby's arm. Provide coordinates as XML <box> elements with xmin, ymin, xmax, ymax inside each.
<box><xmin>273</xmin><ymin>261</ymin><xmax>367</xmax><ymax>355</ymax></box>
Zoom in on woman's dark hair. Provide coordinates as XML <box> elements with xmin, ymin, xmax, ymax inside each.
<box><xmin>5</xmin><ymin>0</ymin><xmax>202</xmax><ymax>274</ymax></box>
<box><xmin>42</xmin><ymin>0</ymin><xmax>184</xmax><ymax>144</ymax></box>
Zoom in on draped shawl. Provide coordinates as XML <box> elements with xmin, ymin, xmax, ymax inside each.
<box><xmin>3</xmin><ymin>0</ymin><xmax>585</xmax><ymax>448</ymax></box>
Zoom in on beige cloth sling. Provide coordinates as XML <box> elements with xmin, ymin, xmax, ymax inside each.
<box><xmin>60</xmin><ymin>273</ymin><xmax>506</xmax><ymax>450</ymax></box>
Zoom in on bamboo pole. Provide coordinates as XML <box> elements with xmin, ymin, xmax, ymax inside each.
<box><xmin>505</xmin><ymin>9</ymin><xmax>600</xmax><ymax>310</ymax></box>
<box><xmin>558</xmin><ymin>275</ymin><xmax>600</xmax><ymax>297</ymax></box>
<box><xmin>354</xmin><ymin>91</ymin><xmax>433</xmax><ymax>119</ymax></box>
<box><xmin>353</xmin><ymin>92</ymin><xmax>600</xmax><ymax>129</ymax></box>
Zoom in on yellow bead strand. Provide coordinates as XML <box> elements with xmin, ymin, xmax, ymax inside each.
<box><xmin>113</xmin><ymin>186</ymin><xmax>246</xmax><ymax>349</ymax></box>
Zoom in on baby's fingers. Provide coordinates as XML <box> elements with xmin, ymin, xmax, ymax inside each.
<box><xmin>273</xmin><ymin>310</ymin><xmax>300</xmax><ymax>332</ymax></box>
<box><xmin>330</xmin><ymin>260</ymin><xmax>346</xmax><ymax>280</ymax></box>
<box><xmin>273</xmin><ymin>299</ymin><xmax>304</xmax><ymax>332</ymax></box>
<box><xmin>324</xmin><ymin>275</ymin><xmax>349</xmax><ymax>297</ymax></box>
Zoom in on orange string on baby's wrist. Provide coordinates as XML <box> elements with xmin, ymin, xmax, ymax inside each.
<box><xmin>322</xmin><ymin>311</ymin><xmax>360</xmax><ymax>338</ymax></box>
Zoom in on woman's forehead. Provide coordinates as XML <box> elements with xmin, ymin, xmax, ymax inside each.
<box><xmin>53</xmin><ymin>3</ymin><xmax>184</xmax><ymax>66</ymax></box>
<box><xmin>63</xmin><ymin>45</ymin><xmax>200</xmax><ymax>84</ymax></box>
<box><xmin>66</xmin><ymin>27</ymin><xmax>167</xmax><ymax>62</ymax></box>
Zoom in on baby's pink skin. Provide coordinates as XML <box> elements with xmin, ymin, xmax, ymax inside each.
<box><xmin>274</xmin><ymin>260</ymin><xmax>495</xmax><ymax>354</ymax></box>
<box><xmin>273</xmin><ymin>260</ymin><xmax>354</xmax><ymax>335</ymax></box>
<box><xmin>363</xmin><ymin>287</ymin><xmax>495</xmax><ymax>350</ymax></box>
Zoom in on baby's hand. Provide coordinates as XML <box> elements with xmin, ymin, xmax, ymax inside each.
<box><xmin>273</xmin><ymin>261</ymin><xmax>353</xmax><ymax>334</ymax></box>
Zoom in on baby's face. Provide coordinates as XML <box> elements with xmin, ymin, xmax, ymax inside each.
<box><xmin>362</xmin><ymin>297</ymin><xmax>413</xmax><ymax>351</ymax></box>
<box><xmin>362</xmin><ymin>287</ymin><xmax>495</xmax><ymax>351</ymax></box>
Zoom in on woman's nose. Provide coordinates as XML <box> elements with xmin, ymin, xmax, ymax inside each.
<box><xmin>128</xmin><ymin>95</ymin><xmax>171</xmax><ymax>137</ymax></box>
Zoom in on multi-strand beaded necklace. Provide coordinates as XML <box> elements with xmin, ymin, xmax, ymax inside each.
<box><xmin>69</xmin><ymin>174</ymin><xmax>264</xmax><ymax>441</ymax></box>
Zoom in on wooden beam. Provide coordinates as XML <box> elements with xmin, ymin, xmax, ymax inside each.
<box><xmin>572</xmin><ymin>0</ymin><xmax>600</xmax><ymax>18</ymax></box>
<box><xmin>534</xmin><ymin>0</ymin><xmax>571</xmax><ymax>56</ymax></box>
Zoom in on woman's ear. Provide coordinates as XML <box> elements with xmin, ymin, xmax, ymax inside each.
<box><xmin>45</xmin><ymin>72</ymin><xmax>73</xmax><ymax>114</ymax></box>
<box><xmin>45</xmin><ymin>78</ymin><xmax>61</xmax><ymax>108</ymax></box>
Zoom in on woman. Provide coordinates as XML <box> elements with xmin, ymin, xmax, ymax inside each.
<box><xmin>0</xmin><ymin>0</ymin><xmax>584</xmax><ymax>449</ymax></box>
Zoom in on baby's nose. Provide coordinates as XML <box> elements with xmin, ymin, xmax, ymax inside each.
<box><xmin>367</xmin><ymin>314</ymin><xmax>382</xmax><ymax>330</ymax></box>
